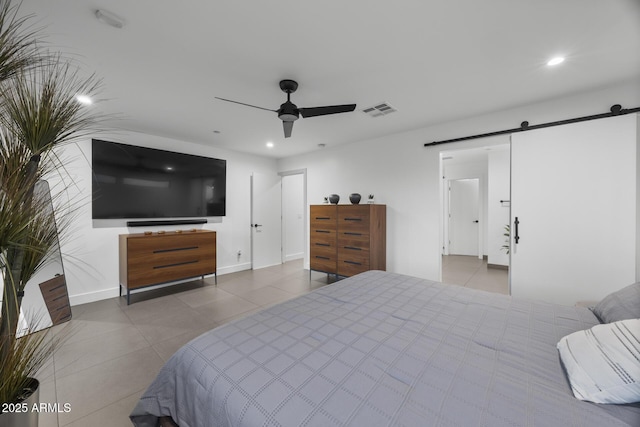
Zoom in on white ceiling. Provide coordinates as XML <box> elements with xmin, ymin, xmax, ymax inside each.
<box><xmin>19</xmin><ymin>0</ymin><xmax>640</xmax><ymax>159</ymax></box>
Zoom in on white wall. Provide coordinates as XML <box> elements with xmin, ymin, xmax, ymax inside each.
<box><xmin>277</xmin><ymin>80</ymin><xmax>640</xmax><ymax>297</ymax></box>
<box><xmin>53</xmin><ymin>131</ymin><xmax>278</xmax><ymax>305</ymax></box>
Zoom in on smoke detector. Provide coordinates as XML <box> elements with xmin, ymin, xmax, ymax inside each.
<box><xmin>362</xmin><ymin>102</ymin><xmax>397</xmax><ymax>118</ymax></box>
<box><xmin>95</xmin><ymin>9</ymin><xmax>125</xmax><ymax>29</ymax></box>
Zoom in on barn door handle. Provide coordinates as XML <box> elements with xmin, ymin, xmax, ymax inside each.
<box><xmin>514</xmin><ymin>217</ymin><xmax>520</xmax><ymax>244</ymax></box>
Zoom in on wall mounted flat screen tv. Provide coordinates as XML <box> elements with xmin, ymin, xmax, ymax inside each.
<box><xmin>92</xmin><ymin>139</ymin><xmax>226</xmax><ymax>219</ymax></box>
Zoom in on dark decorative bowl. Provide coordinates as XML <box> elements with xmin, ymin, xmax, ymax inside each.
<box><xmin>349</xmin><ymin>193</ymin><xmax>361</xmax><ymax>204</ymax></box>
<box><xmin>328</xmin><ymin>194</ymin><xmax>340</xmax><ymax>204</ymax></box>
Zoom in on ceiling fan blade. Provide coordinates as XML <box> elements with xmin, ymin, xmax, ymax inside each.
<box><xmin>283</xmin><ymin>121</ymin><xmax>294</xmax><ymax>138</ymax></box>
<box><xmin>299</xmin><ymin>104</ymin><xmax>356</xmax><ymax>118</ymax></box>
<box><xmin>214</xmin><ymin>97</ymin><xmax>276</xmax><ymax>112</ymax></box>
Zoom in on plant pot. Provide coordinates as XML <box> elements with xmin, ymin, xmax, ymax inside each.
<box><xmin>1</xmin><ymin>378</ymin><xmax>39</xmax><ymax>427</ymax></box>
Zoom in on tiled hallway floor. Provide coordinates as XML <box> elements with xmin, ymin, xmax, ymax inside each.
<box><xmin>441</xmin><ymin>255</ymin><xmax>509</xmax><ymax>294</ymax></box>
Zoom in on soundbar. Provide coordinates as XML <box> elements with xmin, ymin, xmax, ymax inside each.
<box><xmin>126</xmin><ymin>219</ymin><xmax>207</xmax><ymax>227</ymax></box>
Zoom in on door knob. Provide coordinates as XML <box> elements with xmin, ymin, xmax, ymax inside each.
<box><xmin>473</xmin><ymin>220</ymin><xmax>479</xmax><ymax>223</ymax></box>
<box><xmin>251</xmin><ymin>224</ymin><xmax>263</xmax><ymax>228</ymax></box>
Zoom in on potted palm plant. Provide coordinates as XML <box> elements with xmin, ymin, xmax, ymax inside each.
<box><xmin>501</xmin><ymin>224</ymin><xmax>510</xmax><ymax>254</ymax></box>
<box><xmin>0</xmin><ymin>1</ymin><xmax>103</xmax><ymax>424</ymax></box>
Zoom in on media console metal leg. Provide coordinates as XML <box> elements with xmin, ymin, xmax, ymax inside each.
<box><xmin>127</xmin><ymin>289</ymin><xmax>131</xmax><ymax>305</ymax></box>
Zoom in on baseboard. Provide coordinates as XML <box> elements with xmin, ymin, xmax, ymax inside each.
<box><xmin>70</xmin><ymin>288</ymin><xmax>118</xmax><ymax>306</ymax></box>
<box><xmin>284</xmin><ymin>253</ymin><xmax>304</xmax><ymax>263</ymax></box>
<box><xmin>69</xmin><ymin>262</ymin><xmax>253</xmax><ymax>306</ymax></box>
<box><xmin>487</xmin><ymin>263</ymin><xmax>509</xmax><ymax>270</ymax></box>
<box><xmin>217</xmin><ymin>262</ymin><xmax>252</xmax><ymax>275</ymax></box>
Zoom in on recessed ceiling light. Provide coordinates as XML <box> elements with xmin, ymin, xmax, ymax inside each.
<box><xmin>547</xmin><ymin>56</ymin><xmax>565</xmax><ymax>66</ymax></box>
<box><xmin>266</xmin><ymin>142</ymin><xmax>274</xmax><ymax>148</ymax></box>
<box><xmin>76</xmin><ymin>94</ymin><xmax>92</xmax><ymax>105</ymax></box>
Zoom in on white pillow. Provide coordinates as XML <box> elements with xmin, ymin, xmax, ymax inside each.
<box><xmin>557</xmin><ymin>318</ymin><xmax>640</xmax><ymax>404</ymax></box>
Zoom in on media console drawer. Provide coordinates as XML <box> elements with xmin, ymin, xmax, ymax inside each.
<box><xmin>119</xmin><ymin>230</ymin><xmax>216</xmax><ymax>304</ymax></box>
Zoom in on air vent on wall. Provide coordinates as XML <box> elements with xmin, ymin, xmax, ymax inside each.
<box><xmin>362</xmin><ymin>102</ymin><xmax>397</xmax><ymax>118</ymax></box>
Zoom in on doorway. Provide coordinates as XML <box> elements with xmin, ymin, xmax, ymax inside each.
<box><xmin>250</xmin><ymin>169</ymin><xmax>307</xmax><ymax>271</ymax></box>
<box><xmin>281</xmin><ymin>171</ymin><xmax>306</xmax><ymax>263</ymax></box>
<box><xmin>440</xmin><ymin>142</ymin><xmax>510</xmax><ymax>293</ymax></box>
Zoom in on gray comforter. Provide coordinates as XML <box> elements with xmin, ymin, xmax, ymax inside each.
<box><xmin>131</xmin><ymin>271</ymin><xmax>640</xmax><ymax>426</ymax></box>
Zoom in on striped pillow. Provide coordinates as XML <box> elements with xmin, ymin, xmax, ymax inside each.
<box><xmin>557</xmin><ymin>318</ymin><xmax>640</xmax><ymax>404</ymax></box>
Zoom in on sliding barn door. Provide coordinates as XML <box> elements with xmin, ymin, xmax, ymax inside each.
<box><xmin>510</xmin><ymin>114</ymin><xmax>636</xmax><ymax>305</ymax></box>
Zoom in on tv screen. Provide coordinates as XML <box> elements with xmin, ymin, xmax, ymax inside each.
<box><xmin>91</xmin><ymin>139</ymin><xmax>226</xmax><ymax>219</ymax></box>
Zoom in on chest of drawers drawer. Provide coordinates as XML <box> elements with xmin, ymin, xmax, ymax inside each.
<box><xmin>338</xmin><ymin>231</ymin><xmax>369</xmax><ymax>247</ymax></box>
<box><xmin>311</xmin><ymin>230</ymin><xmax>337</xmax><ymax>250</ymax></box>
<box><xmin>311</xmin><ymin>205</ymin><xmax>338</xmax><ymax>230</ymax></box>
<box><xmin>337</xmin><ymin>256</ymin><xmax>370</xmax><ymax>276</ymax></box>
<box><xmin>311</xmin><ymin>253</ymin><xmax>338</xmax><ymax>273</ymax></box>
<box><xmin>338</xmin><ymin>205</ymin><xmax>370</xmax><ymax>233</ymax></box>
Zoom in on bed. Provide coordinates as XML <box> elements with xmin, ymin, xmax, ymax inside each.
<box><xmin>130</xmin><ymin>270</ymin><xmax>640</xmax><ymax>426</ymax></box>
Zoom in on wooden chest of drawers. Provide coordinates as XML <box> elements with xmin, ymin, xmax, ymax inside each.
<box><xmin>310</xmin><ymin>204</ymin><xmax>386</xmax><ymax>277</ymax></box>
<box><xmin>119</xmin><ymin>230</ymin><xmax>216</xmax><ymax>304</ymax></box>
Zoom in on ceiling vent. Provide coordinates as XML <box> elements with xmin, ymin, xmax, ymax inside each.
<box><xmin>362</xmin><ymin>102</ymin><xmax>397</xmax><ymax>118</ymax></box>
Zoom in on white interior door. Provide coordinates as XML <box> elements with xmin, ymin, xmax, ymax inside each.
<box><xmin>449</xmin><ymin>178</ymin><xmax>480</xmax><ymax>256</ymax></box>
<box><xmin>510</xmin><ymin>115</ymin><xmax>636</xmax><ymax>305</ymax></box>
<box><xmin>251</xmin><ymin>172</ymin><xmax>282</xmax><ymax>269</ymax></box>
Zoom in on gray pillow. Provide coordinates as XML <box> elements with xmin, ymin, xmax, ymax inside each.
<box><xmin>591</xmin><ymin>282</ymin><xmax>640</xmax><ymax>323</ymax></box>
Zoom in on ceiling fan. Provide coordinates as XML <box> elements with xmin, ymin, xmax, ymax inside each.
<box><xmin>215</xmin><ymin>80</ymin><xmax>356</xmax><ymax>138</ymax></box>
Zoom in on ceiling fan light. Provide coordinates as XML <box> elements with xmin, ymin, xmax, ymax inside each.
<box><xmin>279</xmin><ymin>113</ymin><xmax>298</xmax><ymax>122</ymax></box>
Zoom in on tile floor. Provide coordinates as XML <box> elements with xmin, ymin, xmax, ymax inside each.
<box><xmin>441</xmin><ymin>254</ymin><xmax>509</xmax><ymax>295</ymax></box>
<box><xmin>35</xmin><ymin>257</ymin><xmax>506</xmax><ymax>426</ymax></box>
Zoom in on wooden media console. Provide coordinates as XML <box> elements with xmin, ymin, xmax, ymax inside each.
<box><xmin>119</xmin><ymin>229</ymin><xmax>216</xmax><ymax>304</ymax></box>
